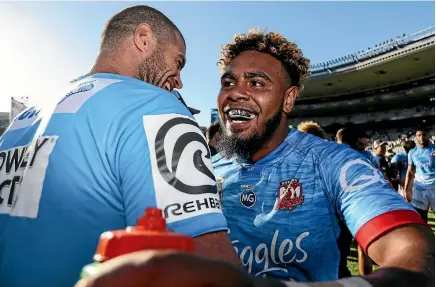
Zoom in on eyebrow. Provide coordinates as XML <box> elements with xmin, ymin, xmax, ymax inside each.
<box><xmin>221</xmin><ymin>72</ymin><xmax>237</xmax><ymax>80</ymax></box>
<box><xmin>244</xmin><ymin>71</ymin><xmax>273</xmax><ymax>83</ymax></box>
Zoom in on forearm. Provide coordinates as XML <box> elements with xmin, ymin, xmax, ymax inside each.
<box><xmin>258</xmin><ymin>270</ymin><xmax>433</xmax><ymax>287</ymax></box>
<box><xmin>362</xmin><ymin>225</ymin><xmax>435</xmax><ymax>287</ymax></box>
<box><xmin>364</xmin><ymin>266</ymin><xmax>434</xmax><ymax>287</ymax></box>
<box><xmin>404</xmin><ymin>172</ymin><xmax>414</xmax><ymax>193</ymax></box>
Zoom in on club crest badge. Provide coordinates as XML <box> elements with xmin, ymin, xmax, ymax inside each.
<box><xmin>277</xmin><ymin>178</ymin><xmax>304</xmax><ymax>211</ymax></box>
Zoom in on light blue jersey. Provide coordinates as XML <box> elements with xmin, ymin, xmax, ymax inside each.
<box><xmin>213</xmin><ymin>129</ymin><xmax>423</xmax><ymax>282</ymax></box>
<box><xmin>0</xmin><ymin>73</ymin><xmax>226</xmax><ymax>287</ymax></box>
<box><xmin>391</xmin><ymin>152</ymin><xmax>408</xmax><ymax>182</ymax></box>
<box><xmin>408</xmin><ymin>143</ymin><xmax>435</xmax><ymax>186</ymax></box>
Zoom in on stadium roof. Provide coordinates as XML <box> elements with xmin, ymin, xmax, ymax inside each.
<box><xmin>302</xmin><ymin>26</ymin><xmax>435</xmax><ymax>100</ymax></box>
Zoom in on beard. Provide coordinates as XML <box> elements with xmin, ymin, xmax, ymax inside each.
<box><xmin>217</xmin><ymin>105</ymin><xmax>283</xmax><ymax>162</ymax></box>
<box><xmin>136</xmin><ymin>47</ymin><xmax>168</xmax><ymax>88</ymax></box>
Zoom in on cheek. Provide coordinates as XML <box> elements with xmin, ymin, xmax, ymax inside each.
<box><xmin>217</xmin><ymin>91</ymin><xmax>227</xmax><ymax>106</ymax></box>
<box><xmin>257</xmin><ymin>95</ymin><xmax>281</xmax><ymax>118</ymax></box>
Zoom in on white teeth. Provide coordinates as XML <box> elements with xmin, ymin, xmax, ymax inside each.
<box><xmin>227</xmin><ymin>109</ymin><xmax>255</xmax><ymax>120</ymax></box>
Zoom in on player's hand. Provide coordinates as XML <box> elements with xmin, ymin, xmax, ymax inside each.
<box><xmin>74</xmin><ymin>250</ymin><xmax>258</xmax><ymax>287</ymax></box>
<box><xmin>404</xmin><ymin>191</ymin><xmax>413</xmax><ymax>203</ymax></box>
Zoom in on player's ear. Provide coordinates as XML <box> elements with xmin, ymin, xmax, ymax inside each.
<box><xmin>133</xmin><ymin>24</ymin><xmax>158</xmax><ymax>58</ymax></box>
<box><xmin>283</xmin><ymin>86</ymin><xmax>298</xmax><ymax>114</ymax></box>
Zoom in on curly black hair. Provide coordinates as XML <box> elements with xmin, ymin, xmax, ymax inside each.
<box><xmin>218</xmin><ymin>28</ymin><xmax>310</xmax><ymax>95</ymax></box>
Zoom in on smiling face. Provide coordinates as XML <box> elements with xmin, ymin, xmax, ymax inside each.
<box><xmin>416</xmin><ymin>129</ymin><xmax>430</xmax><ymax>146</ymax></box>
<box><xmin>217</xmin><ymin>50</ymin><xmax>297</xmax><ymax>160</ymax></box>
<box><xmin>138</xmin><ymin>31</ymin><xmax>186</xmax><ymax>91</ymax></box>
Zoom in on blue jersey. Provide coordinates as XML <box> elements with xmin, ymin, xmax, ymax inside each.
<box><xmin>0</xmin><ymin>73</ymin><xmax>226</xmax><ymax>287</ymax></box>
<box><xmin>391</xmin><ymin>152</ymin><xmax>408</xmax><ymax>181</ymax></box>
<box><xmin>362</xmin><ymin>151</ymin><xmax>377</xmax><ymax>167</ymax></box>
<box><xmin>408</xmin><ymin>143</ymin><xmax>435</xmax><ymax>186</ymax></box>
<box><xmin>213</xmin><ymin>129</ymin><xmax>423</xmax><ymax>282</ymax></box>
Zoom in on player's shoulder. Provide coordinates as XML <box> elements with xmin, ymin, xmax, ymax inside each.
<box><xmin>409</xmin><ymin>146</ymin><xmax>418</xmax><ymax>155</ymax></box>
<box><xmin>0</xmin><ymin>106</ymin><xmax>42</xmax><ymax>150</ymax></box>
<box><xmin>212</xmin><ymin>153</ymin><xmax>234</xmax><ymax>169</ymax></box>
<box><xmin>58</xmin><ymin>74</ymin><xmax>184</xmax><ymax>116</ymax></box>
<box><xmin>3</xmin><ymin>106</ymin><xmax>42</xmax><ymax>134</ymax></box>
<box><xmin>289</xmin><ymin>129</ymin><xmax>351</xmax><ymax>159</ymax></box>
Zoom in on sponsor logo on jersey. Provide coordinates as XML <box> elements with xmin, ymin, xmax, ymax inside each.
<box><xmin>240</xmin><ymin>184</ymin><xmax>256</xmax><ymax>208</ymax></box>
<box><xmin>276</xmin><ymin>178</ymin><xmax>303</xmax><ymax>212</ymax></box>
<box><xmin>143</xmin><ymin>114</ymin><xmax>221</xmax><ymax>223</ymax></box>
<box><xmin>58</xmin><ymin>80</ymin><xmax>96</xmax><ymax>104</ymax></box>
<box><xmin>17</xmin><ymin>107</ymin><xmax>40</xmax><ymax>121</ymax></box>
<box><xmin>339</xmin><ymin>158</ymin><xmax>385</xmax><ymax>192</ymax></box>
<box><xmin>229</xmin><ymin>229</ymin><xmax>309</xmax><ymax>277</ymax></box>
<box><xmin>55</xmin><ymin>78</ymin><xmax>121</xmax><ymax>114</ymax></box>
<box><xmin>7</xmin><ymin>107</ymin><xmax>42</xmax><ymax>132</ymax></box>
<box><xmin>0</xmin><ymin>136</ymin><xmax>58</xmax><ymax>218</ymax></box>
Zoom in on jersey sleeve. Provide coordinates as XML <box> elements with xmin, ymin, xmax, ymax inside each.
<box><xmin>106</xmin><ymin>88</ymin><xmax>227</xmax><ymax>237</ymax></box>
<box><xmin>390</xmin><ymin>154</ymin><xmax>400</xmax><ymax>165</ymax></box>
<box><xmin>317</xmin><ymin>143</ymin><xmax>427</xmax><ymax>253</ymax></box>
<box><xmin>408</xmin><ymin>149</ymin><xmax>415</xmax><ymax>166</ymax></box>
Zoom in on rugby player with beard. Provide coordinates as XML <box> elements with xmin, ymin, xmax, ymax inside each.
<box><xmin>0</xmin><ymin>6</ymin><xmax>239</xmax><ymax>287</ymax></box>
<box><xmin>405</xmin><ymin>127</ymin><xmax>435</xmax><ymax>221</ymax></box>
<box><xmin>75</xmin><ymin>30</ymin><xmax>434</xmax><ymax>287</ymax></box>
<box><xmin>213</xmin><ymin>29</ymin><xmax>434</xmax><ymax>286</ymax></box>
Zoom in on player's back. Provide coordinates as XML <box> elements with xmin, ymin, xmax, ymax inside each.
<box><xmin>391</xmin><ymin>151</ymin><xmax>408</xmax><ymax>181</ymax></box>
<box><xmin>0</xmin><ymin>106</ymin><xmax>42</xmax><ymax>228</ymax></box>
<box><xmin>0</xmin><ymin>74</ymin><xmax>189</xmax><ymax>287</ymax></box>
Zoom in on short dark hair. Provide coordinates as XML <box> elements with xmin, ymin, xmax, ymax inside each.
<box><xmin>297</xmin><ymin>121</ymin><xmax>326</xmax><ymax>139</ymax></box>
<box><xmin>101</xmin><ymin>5</ymin><xmax>183</xmax><ymax>52</ymax></box>
<box><xmin>402</xmin><ymin>140</ymin><xmax>416</xmax><ymax>153</ymax></box>
<box><xmin>207</xmin><ymin>122</ymin><xmax>221</xmax><ymax>141</ymax></box>
<box><xmin>336</xmin><ymin>127</ymin><xmax>359</xmax><ymax>148</ymax></box>
<box><xmin>416</xmin><ymin>125</ymin><xmax>428</xmax><ymax>134</ymax></box>
<box><xmin>218</xmin><ymin>28</ymin><xmax>310</xmax><ymax>95</ymax></box>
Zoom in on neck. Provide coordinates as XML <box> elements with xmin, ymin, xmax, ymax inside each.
<box><xmin>419</xmin><ymin>142</ymin><xmax>428</xmax><ymax>148</ymax></box>
<box><xmin>250</xmin><ymin>119</ymin><xmax>290</xmax><ymax>163</ymax></box>
<box><xmin>89</xmin><ymin>50</ymin><xmax>137</xmax><ymax>78</ymax></box>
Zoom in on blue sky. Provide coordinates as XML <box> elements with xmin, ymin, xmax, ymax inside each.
<box><xmin>0</xmin><ymin>1</ymin><xmax>434</xmax><ymax>126</ymax></box>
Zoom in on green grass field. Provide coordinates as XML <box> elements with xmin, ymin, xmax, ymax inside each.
<box><xmin>347</xmin><ymin>211</ymin><xmax>435</xmax><ymax>275</ymax></box>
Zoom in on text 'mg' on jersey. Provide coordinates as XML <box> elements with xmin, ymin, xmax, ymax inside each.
<box><xmin>213</xmin><ymin>129</ymin><xmax>426</xmax><ymax>282</ymax></box>
<box><xmin>0</xmin><ymin>73</ymin><xmax>226</xmax><ymax>287</ymax></box>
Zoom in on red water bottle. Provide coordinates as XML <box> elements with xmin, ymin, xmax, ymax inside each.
<box><xmin>80</xmin><ymin>208</ymin><xmax>194</xmax><ymax>278</ymax></box>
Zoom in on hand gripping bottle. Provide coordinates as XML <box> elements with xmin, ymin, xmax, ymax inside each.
<box><xmin>80</xmin><ymin>208</ymin><xmax>194</xmax><ymax>278</ymax></box>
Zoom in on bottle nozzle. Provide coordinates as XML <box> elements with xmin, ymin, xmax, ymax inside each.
<box><xmin>136</xmin><ymin>208</ymin><xmax>166</xmax><ymax>231</ymax></box>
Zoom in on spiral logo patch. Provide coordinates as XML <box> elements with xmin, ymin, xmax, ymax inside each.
<box><xmin>142</xmin><ymin>113</ymin><xmax>222</xmax><ymax>223</ymax></box>
<box><xmin>155</xmin><ymin>117</ymin><xmax>216</xmax><ymax>195</ymax></box>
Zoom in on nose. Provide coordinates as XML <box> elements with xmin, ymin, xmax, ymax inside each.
<box><xmin>227</xmin><ymin>87</ymin><xmax>250</xmax><ymax>102</ymax></box>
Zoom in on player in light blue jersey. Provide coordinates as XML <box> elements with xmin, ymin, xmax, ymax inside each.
<box><xmin>75</xmin><ymin>30</ymin><xmax>434</xmax><ymax>287</ymax></box>
<box><xmin>390</xmin><ymin>140</ymin><xmax>415</xmax><ymax>197</ymax></box>
<box><xmin>0</xmin><ymin>6</ymin><xmax>239</xmax><ymax>287</ymax></box>
<box><xmin>212</xmin><ymin>29</ymin><xmax>433</xmax><ymax>286</ymax></box>
<box><xmin>405</xmin><ymin>127</ymin><xmax>435</xmax><ymax>222</ymax></box>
